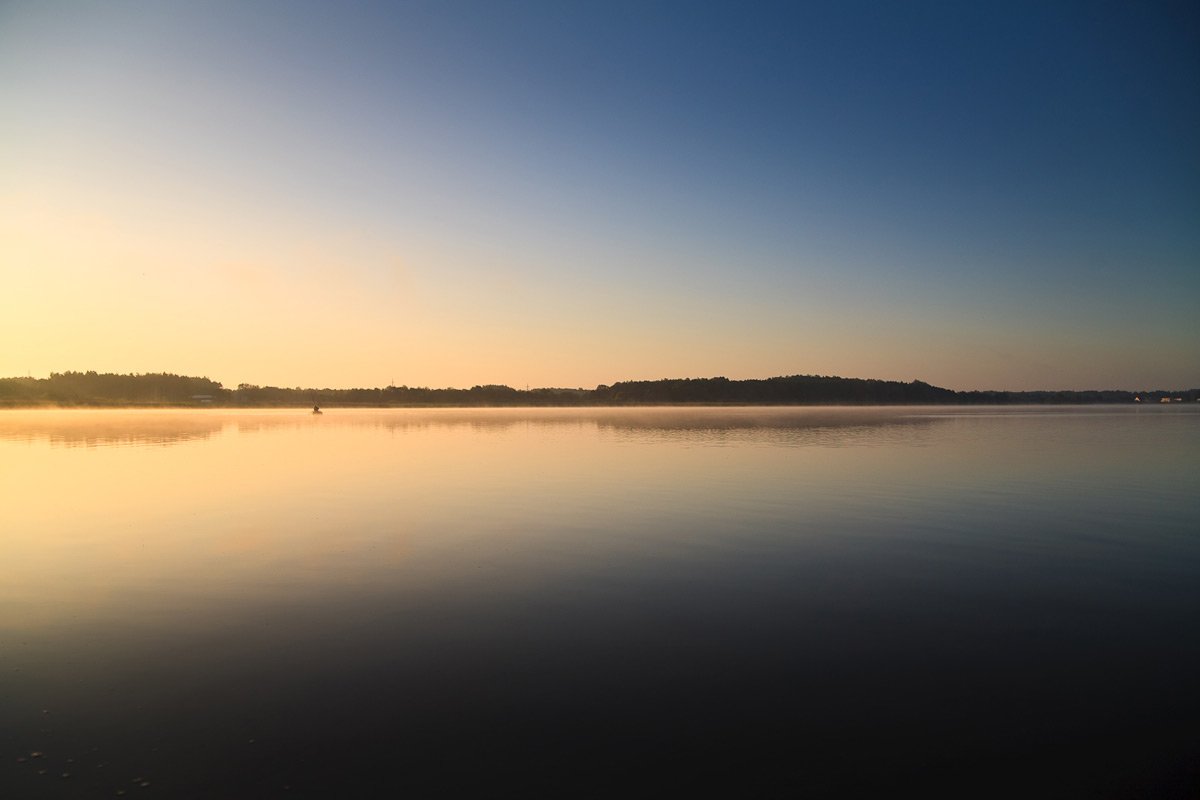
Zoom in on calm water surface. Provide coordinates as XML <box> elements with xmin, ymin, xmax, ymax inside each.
<box><xmin>2</xmin><ymin>406</ymin><xmax>1198</xmax><ymax>797</ymax></box>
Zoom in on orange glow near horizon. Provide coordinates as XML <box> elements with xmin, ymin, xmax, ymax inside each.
<box><xmin>2</xmin><ymin>183</ymin><xmax>1195</xmax><ymax>392</ymax></box>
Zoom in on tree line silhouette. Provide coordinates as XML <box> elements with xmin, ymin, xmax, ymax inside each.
<box><xmin>1</xmin><ymin>371</ymin><xmax>1195</xmax><ymax>407</ymax></box>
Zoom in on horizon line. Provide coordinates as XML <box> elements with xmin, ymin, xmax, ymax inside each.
<box><xmin>4</xmin><ymin>370</ymin><xmax>1198</xmax><ymax>397</ymax></box>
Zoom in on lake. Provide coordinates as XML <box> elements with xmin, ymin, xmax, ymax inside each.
<box><xmin>2</xmin><ymin>406</ymin><xmax>1198</xmax><ymax>798</ymax></box>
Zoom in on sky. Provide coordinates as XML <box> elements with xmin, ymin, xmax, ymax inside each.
<box><xmin>1</xmin><ymin>0</ymin><xmax>1197</xmax><ymax>392</ymax></box>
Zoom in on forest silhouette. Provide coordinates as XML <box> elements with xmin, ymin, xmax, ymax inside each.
<box><xmin>1</xmin><ymin>371</ymin><xmax>1195</xmax><ymax>407</ymax></box>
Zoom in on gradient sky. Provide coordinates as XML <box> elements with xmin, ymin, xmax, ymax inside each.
<box><xmin>2</xmin><ymin>0</ymin><xmax>1197</xmax><ymax>391</ymax></box>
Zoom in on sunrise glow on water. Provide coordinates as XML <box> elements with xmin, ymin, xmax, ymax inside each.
<box><xmin>3</xmin><ymin>407</ymin><xmax>1198</xmax><ymax>797</ymax></box>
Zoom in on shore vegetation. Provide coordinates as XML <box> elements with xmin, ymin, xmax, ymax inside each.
<box><xmin>1</xmin><ymin>371</ymin><xmax>1196</xmax><ymax>408</ymax></box>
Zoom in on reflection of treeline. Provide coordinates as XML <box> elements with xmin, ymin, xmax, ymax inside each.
<box><xmin>1</xmin><ymin>371</ymin><xmax>1196</xmax><ymax>407</ymax></box>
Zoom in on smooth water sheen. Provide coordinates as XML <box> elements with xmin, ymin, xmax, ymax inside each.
<box><xmin>2</xmin><ymin>406</ymin><xmax>1198</xmax><ymax>798</ymax></box>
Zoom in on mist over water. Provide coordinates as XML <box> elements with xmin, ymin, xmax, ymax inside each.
<box><xmin>3</xmin><ymin>407</ymin><xmax>1198</xmax><ymax>798</ymax></box>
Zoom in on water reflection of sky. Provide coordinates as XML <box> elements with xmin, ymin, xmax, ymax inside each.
<box><xmin>2</xmin><ymin>407</ymin><xmax>1198</xmax><ymax>797</ymax></box>
<box><xmin>3</xmin><ymin>406</ymin><xmax>1195</xmax><ymax>629</ymax></box>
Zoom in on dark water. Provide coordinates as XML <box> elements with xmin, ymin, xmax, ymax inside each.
<box><xmin>2</xmin><ymin>406</ymin><xmax>1198</xmax><ymax>798</ymax></box>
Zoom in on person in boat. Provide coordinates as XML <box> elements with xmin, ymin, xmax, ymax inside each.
<box><xmin>313</xmin><ymin>405</ymin><xmax>322</xmax><ymax>414</ymax></box>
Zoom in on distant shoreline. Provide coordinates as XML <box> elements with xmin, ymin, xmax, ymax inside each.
<box><xmin>3</xmin><ymin>403</ymin><xmax>1197</xmax><ymax>410</ymax></box>
<box><xmin>2</xmin><ymin>371</ymin><xmax>1196</xmax><ymax>408</ymax></box>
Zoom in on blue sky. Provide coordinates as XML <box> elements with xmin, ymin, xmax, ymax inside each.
<box><xmin>2</xmin><ymin>0</ymin><xmax>1197</xmax><ymax>390</ymax></box>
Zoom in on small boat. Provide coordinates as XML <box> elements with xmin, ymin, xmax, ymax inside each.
<box><xmin>312</xmin><ymin>406</ymin><xmax>323</xmax><ymax>415</ymax></box>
